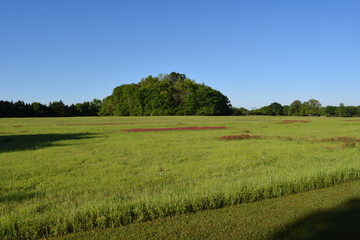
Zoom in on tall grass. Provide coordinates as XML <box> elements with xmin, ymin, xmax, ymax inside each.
<box><xmin>1</xmin><ymin>116</ymin><xmax>360</xmax><ymax>239</ymax></box>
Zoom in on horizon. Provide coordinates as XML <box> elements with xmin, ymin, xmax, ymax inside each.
<box><xmin>1</xmin><ymin>1</ymin><xmax>359</xmax><ymax>109</ymax></box>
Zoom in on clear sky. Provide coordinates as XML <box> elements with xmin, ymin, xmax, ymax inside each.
<box><xmin>1</xmin><ymin>0</ymin><xmax>359</xmax><ymax>109</ymax></box>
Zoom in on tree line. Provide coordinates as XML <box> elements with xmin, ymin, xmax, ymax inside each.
<box><xmin>232</xmin><ymin>100</ymin><xmax>360</xmax><ymax>117</ymax></box>
<box><xmin>0</xmin><ymin>99</ymin><xmax>101</xmax><ymax>117</ymax></box>
<box><xmin>2</xmin><ymin>72</ymin><xmax>360</xmax><ymax>117</ymax></box>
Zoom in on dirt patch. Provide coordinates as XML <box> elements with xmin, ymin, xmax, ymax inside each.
<box><xmin>217</xmin><ymin>134</ymin><xmax>261</xmax><ymax>140</ymax></box>
<box><xmin>272</xmin><ymin>136</ymin><xmax>294</xmax><ymax>140</ymax></box>
<box><xmin>318</xmin><ymin>137</ymin><xmax>360</xmax><ymax>143</ymax></box>
<box><xmin>218</xmin><ymin>135</ymin><xmax>295</xmax><ymax>141</ymax></box>
<box><xmin>60</xmin><ymin>123</ymin><xmax>135</xmax><ymax>126</ymax></box>
<box><xmin>318</xmin><ymin>137</ymin><xmax>360</xmax><ymax>150</ymax></box>
<box><xmin>13</xmin><ymin>125</ymin><xmax>23</xmax><ymax>127</ymax></box>
<box><xmin>323</xmin><ymin>143</ymin><xmax>357</xmax><ymax>150</ymax></box>
<box><xmin>242</xmin><ymin>130</ymin><xmax>251</xmax><ymax>133</ymax></box>
<box><xmin>276</xmin><ymin>120</ymin><xmax>311</xmax><ymax>124</ymax></box>
<box><xmin>323</xmin><ymin>146</ymin><xmax>336</xmax><ymax>150</ymax></box>
<box><xmin>124</xmin><ymin>126</ymin><xmax>226</xmax><ymax>132</ymax></box>
<box><xmin>342</xmin><ymin>142</ymin><xmax>356</xmax><ymax>148</ymax></box>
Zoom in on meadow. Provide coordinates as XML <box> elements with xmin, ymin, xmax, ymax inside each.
<box><xmin>58</xmin><ymin>180</ymin><xmax>360</xmax><ymax>240</ymax></box>
<box><xmin>1</xmin><ymin>116</ymin><xmax>360</xmax><ymax>239</ymax></box>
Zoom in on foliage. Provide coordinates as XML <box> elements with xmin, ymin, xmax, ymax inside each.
<box><xmin>322</xmin><ymin>104</ymin><xmax>360</xmax><ymax>117</ymax></box>
<box><xmin>231</xmin><ymin>107</ymin><xmax>249</xmax><ymax>116</ymax></box>
<box><xmin>246</xmin><ymin>99</ymin><xmax>360</xmax><ymax>117</ymax></box>
<box><xmin>300</xmin><ymin>99</ymin><xmax>322</xmax><ymax>116</ymax></box>
<box><xmin>99</xmin><ymin>72</ymin><xmax>232</xmax><ymax>116</ymax></box>
<box><xmin>3</xmin><ymin>80</ymin><xmax>360</xmax><ymax>118</ymax></box>
<box><xmin>289</xmin><ymin>100</ymin><xmax>302</xmax><ymax>116</ymax></box>
<box><xmin>0</xmin><ymin>99</ymin><xmax>102</xmax><ymax>118</ymax></box>
<box><xmin>249</xmin><ymin>102</ymin><xmax>284</xmax><ymax>116</ymax></box>
<box><xmin>323</xmin><ymin>105</ymin><xmax>338</xmax><ymax>117</ymax></box>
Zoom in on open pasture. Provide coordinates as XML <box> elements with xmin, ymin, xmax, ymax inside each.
<box><xmin>58</xmin><ymin>180</ymin><xmax>360</xmax><ymax>240</ymax></box>
<box><xmin>1</xmin><ymin>116</ymin><xmax>360</xmax><ymax>239</ymax></box>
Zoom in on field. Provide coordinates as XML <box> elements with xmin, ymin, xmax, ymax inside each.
<box><xmin>58</xmin><ymin>180</ymin><xmax>360</xmax><ymax>240</ymax></box>
<box><xmin>1</xmin><ymin>116</ymin><xmax>360</xmax><ymax>239</ymax></box>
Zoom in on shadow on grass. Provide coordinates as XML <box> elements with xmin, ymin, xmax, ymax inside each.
<box><xmin>0</xmin><ymin>133</ymin><xmax>95</xmax><ymax>153</ymax></box>
<box><xmin>0</xmin><ymin>191</ymin><xmax>43</xmax><ymax>203</ymax></box>
<box><xmin>270</xmin><ymin>198</ymin><xmax>360</xmax><ymax>240</ymax></box>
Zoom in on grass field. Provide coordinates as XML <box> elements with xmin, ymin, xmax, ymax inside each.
<box><xmin>57</xmin><ymin>180</ymin><xmax>360</xmax><ymax>240</ymax></box>
<box><xmin>1</xmin><ymin>116</ymin><xmax>360</xmax><ymax>239</ymax></box>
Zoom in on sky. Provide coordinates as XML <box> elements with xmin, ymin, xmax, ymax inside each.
<box><xmin>1</xmin><ymin>0</ymin><xmax>359</xmax><ymax>109</ymax></box>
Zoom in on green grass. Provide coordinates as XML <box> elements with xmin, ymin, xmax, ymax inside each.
<box><xmin>57</xmin><ymin>180</ymin><xmax>360</xmax><ymax>240</ymax></box>
<box><xmin>1</xmin><ymin>116</ymin><xmax>360</xmax><ymax>239</ymax></box>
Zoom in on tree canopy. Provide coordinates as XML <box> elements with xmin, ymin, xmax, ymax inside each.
<box><xmin>99</xmin><ymin>72</ymin><xmax>232</xmax><ymax>116</ymax></box>
<box><xmin>0</xmin><ymin>99</ymin><xmax>101</xmax><ymax>118</ymax></box>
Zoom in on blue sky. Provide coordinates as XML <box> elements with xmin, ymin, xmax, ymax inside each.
<box><xmin>1</xmin><ymin>0</ymin><xmax>359</xmax><ymax>109</ymax></box>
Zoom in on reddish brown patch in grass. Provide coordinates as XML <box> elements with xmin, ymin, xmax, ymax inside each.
<box><xmin>125</xmin><ymin>126</ymin><xmax>226</xmax><ymax>132</ymax></box>
<box><xmin>242</xmin><ymin>130</ymin><xmax>251</xmax><ymax>133</ymax></box>
<box><xmin>218</xmin><ymin>135</ymin><xmax>296</xmax><ymax>141</ymax></box>
<box><xmin>318</xmin><ymin>137</ymin><xmax>360</xmax><ymax>143</ymax></box>
<box><xmin>323</xmin><ymin>146</ymin><xmax>336</xmax><ymax>150</ymax></box>
<box><xmin>276</xmin><ymin>120</ymin><xmax>311</xmax><ymax>124</ymax></box>
<box><xmin>342</xmin><ymin>142</ymin><xmax>356</xmax><ymax>148</ymax></box>
<box><xmin>217</xmin><ymin>134</ymin><xmax>261</xmax><ymax>140</ymax></box>
<box><xmin>318</xmin><ymin>137</ymin><xmax>359</xmax><ymax>150</ymax></box>
<box><xmin>272</xmin><ymin>136</ymin><xmax>294</xmax><ymax>140</ymax></box>
<box><xmin>60</xmin><ymin>123</ymin><xmax>135</xmax><ymax>126</ymax></box>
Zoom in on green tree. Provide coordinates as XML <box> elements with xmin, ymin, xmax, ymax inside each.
<box><xmin>307</xmin><ymin>99</ymin><xmax>321</xmax><ymax>116</ymax></box>
<box><xmin>289</xmin><ymin>100</ymin><xmax>302</xmax><ymax>116</ymax></box>
<box><xmin>300</xmin><ymin>99</ymin><xmax>321</xmax><ymax>116</ymax></box>
<box><xmin>100</xmin><ymin>73</ymin><xmax>232</xmax><ymax>116</ymax></box>
<box><xmin>31</xmin><ymin>102</ymin><xmax>48</xmax><ymax>117</ymax></box>
<box><xmin>283</xmin><ymin>105</ymin><xmax>290</xmax><ymax>116</ymax></box>
<box><xmin>336</xmin><ymin>103</ymin><xmax>346</xmax><ymax>117</ymax></box>
<box><xmin>323</xmin><ymin>105</ymin><xmax>337</xmax><ymax>117</ymax></box>
<box><xmin>256</xmin><ymin>102</ymin><xmax>284</xmax><ymax>116</ymax></box>
<box><xmin>337</xmin><ymin>105</ymin><xmax>358</xmax><ymax>117</ymax></box>
<box><xmin>49</xmin><ymin>101</ymin><xmax>68</xmax><ymax>117</ymax></box>
<box><xmin>268</xmin><ymin>102</ymin><xmax>284</xmax><ymax>116</ymax></box>
<box><xmin>231</xmin><ymin>107</ymin><xmax>248</xmax><ymax>116</ymax></box>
